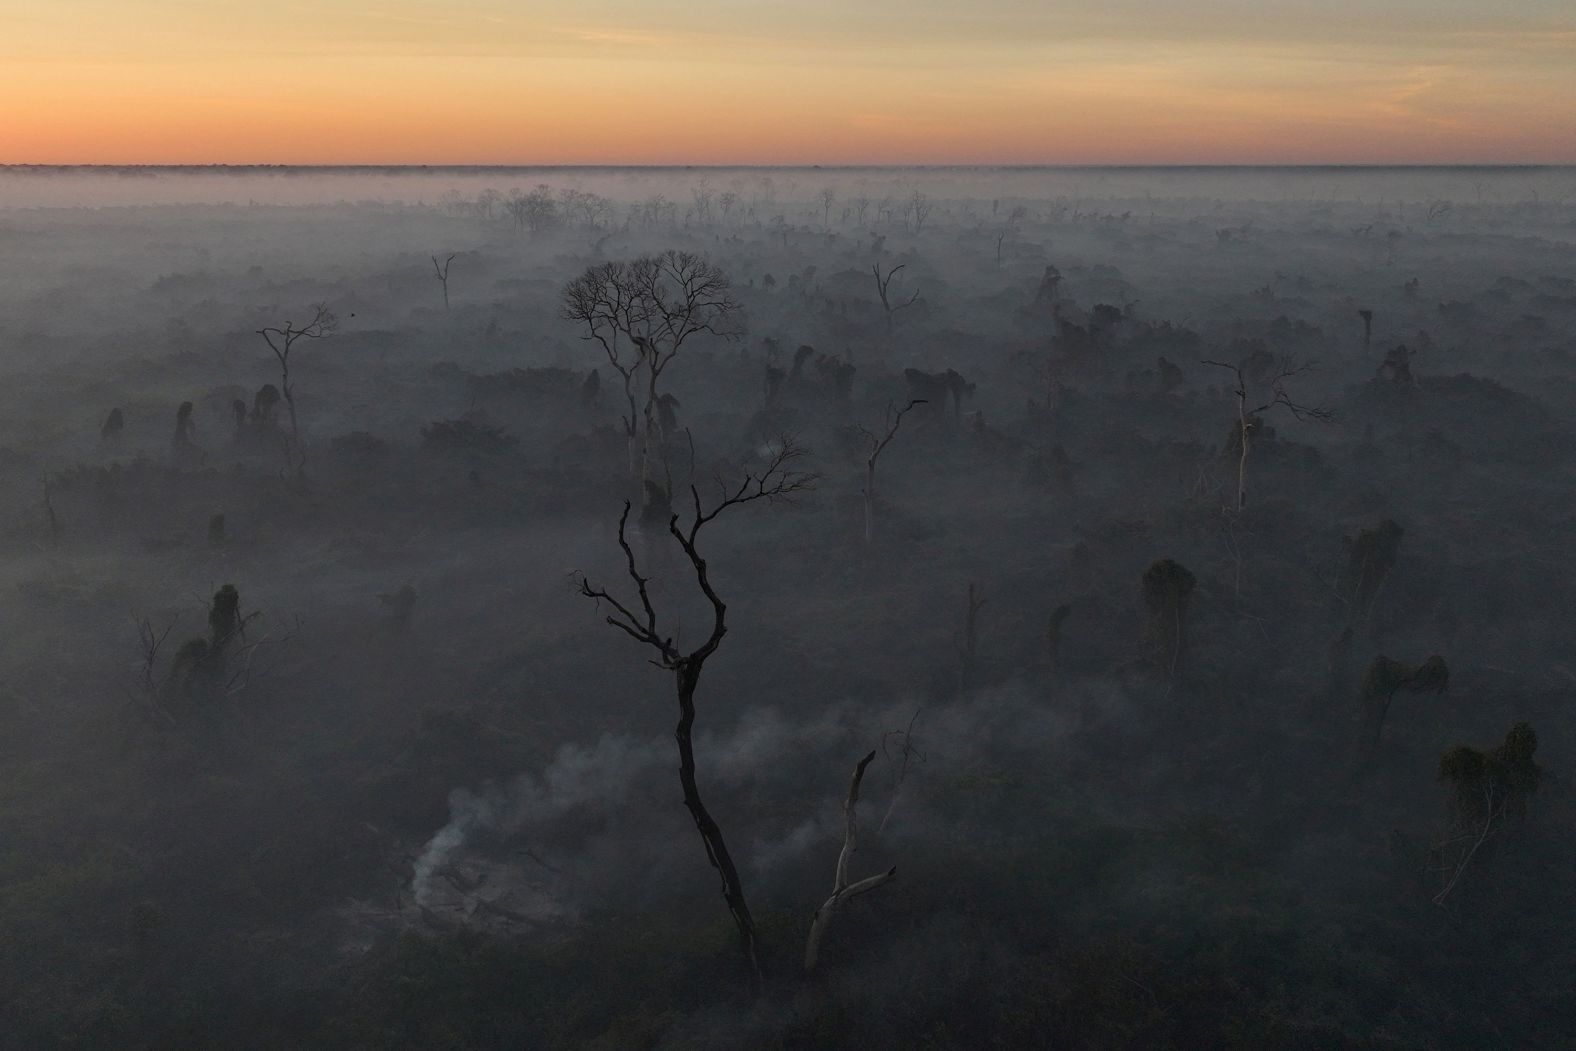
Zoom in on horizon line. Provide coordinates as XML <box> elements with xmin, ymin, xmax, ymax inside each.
<box><xmin>4</xmin><ymin>162</ymin><xmax>1574</xmax><ymax>173</ymax></box>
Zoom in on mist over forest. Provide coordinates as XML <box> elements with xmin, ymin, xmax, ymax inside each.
<box><xmin>2</xmin><ymin>165</ymin><xmax>1575</xmax><ymax>1049</ymax></box>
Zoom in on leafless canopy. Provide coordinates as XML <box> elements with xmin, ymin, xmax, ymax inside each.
<box><xmin>1201</xmin><ymin>356</ymin><xmax>1333</xmax><ymax>423</ymax></box>
<box><xmin>1202</xmin><ymin>355</ymin><xmax>1331</xmax><ymax>511</ymax></box>
<box><xmin>578</xmin><ymin>437</ymin><xmax>816</xmax><ymax>666</ymax></box>
<box><xmin>561</xmin><ymin>250</ymin><xmax>740</xmax><ymax>382</ymax></box>
<box><xmin>255</xmin><ymin>303</ymin><xmax>339</xmax><ymax>469</ymax></box>
<box><xmin>872</xmin><ymin>264</ymin><xmax>920</xmax><ymax>314</ymax></box>
<box><xmin>256</xmin><ymin>304</ymin><xmax>338</xmax><ymax>375</ymax></box>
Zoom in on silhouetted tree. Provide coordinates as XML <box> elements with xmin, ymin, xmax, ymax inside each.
<box><xmin>561</xmin><ymin>251</ymin><xmax>739</xmax><ymax>487</ymax></box>
<box><xmin>431</xmin><ymin>253</ymin><xmax>454</xmax><ymax>310</ymax></box>
<box><xmin>857</xmin><ymin>399</ymin><xmax>924</xmax><ymax>546</ymax></box>
<box><xmin>256</xmin><ymin>304</ymin><xmax>338</xmax><ymax>473</ymax></box>
<box><xmin>872</xmin><ymin>263</ymin><xmax>920</xmax><ymax>335</ymax></box>
<box><xmin>576</xmin><ymin>438</ymin><xmax>815</xmax><ymax>982</ymax></box>
<box><xmin>1203</xmin><ymin>355</ymin><xmax>1331</xmax><ymax>510</ymax></box>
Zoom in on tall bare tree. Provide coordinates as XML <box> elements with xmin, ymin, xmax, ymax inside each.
<box><xmin>1202</xmin><ymin>355</ymin><xmax>1331</xmax><ymax>511</ymax></box>
<box><xmin>858</xmin><ymin>399</ymin><xmax>925</xmax><ymax>545</ymax></box>
<box><xmin>576</xmin><ymin>439</ymin><xmax>815</xmax><ymax>981</ymax></box>
<box><xmin>432</xmin><ymin>254</ymin><xmax>454</xmax><ymax>310</ymax></box>
<box><xmin>872</xmin><ymin>263</ymin><xmax>919</xmax><ymax>335</ymax></box>
<box><xmin>256</xmin><ymin>304</ymin><xmax>337</xmax><ymax>473</ymax></box>
<box><xmin>816</xmin><ymin>186</ymin><xmax>837</xmax><ymax>227</ymax></box>
<box><xmin>561</xmin><ymin>251</ymin><xmax>740</xmax><ymax>488</ymax></box>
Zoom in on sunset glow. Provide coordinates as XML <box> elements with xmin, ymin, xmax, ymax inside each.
<box><xmin>2</xmin><ymin>0</ymin><xmax>1574</xmax><ymax>164</ymax></box>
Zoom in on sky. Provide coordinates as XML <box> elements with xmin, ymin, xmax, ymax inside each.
<box><xmin>2</xmin><ymin>0</ymin><xmax>1574</xmax><ymax>165</ymax></box>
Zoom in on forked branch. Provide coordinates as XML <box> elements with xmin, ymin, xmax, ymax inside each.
<box><xmin>805</xmin><ymin>749</ymin><xmax>897</xmax><ymax>971</ymax></box>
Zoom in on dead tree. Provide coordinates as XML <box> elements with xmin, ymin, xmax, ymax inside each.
<box><xmin>1202</xmin><ymin>356</ymin><xmax>1331</xmax><ymax>511</ymax></box>
<box><xmin>561</xmin><ymin>252</ymin><xmax>739</xmax><ymax>487</ymax></box>
<box><xmin>995</xmin><ymin>205</ymin><xmax>1027</xmax><ymax>265</ymax></box>
<box><xmin>877</xmin><ymin>709</ymin><xmax>924</xmax><ymax>836</ymax></box>
<box><xmin>805</xmin><ymin>750</ymin><xmax>897</xmax><ymax>972</ymax></box>
<box><xmin>816</xmin><ymin>186</ymin><xmax>837</xmax><ymax>227</ymax></box>
<box><xmin>126</xmin><ymin>614</ymin><xmax>179</xmax><ymax>726</ymax></box>
<box><xmin>872</xmin><ymin>263</ymin><xmax>919</xmax><ymax>335</ymax></box>
<box><xmin>256</xmin><ymin>304</ymin><xmax>338</xmax><ymax>473</ymax></box>
<box><xmin>163</xmin><ymin>584</ymin><xmax>267</xmax><ymax>708</ymax></box>
<box><xmin>576</xmin><ymin>439</ymin><xmax>815</xmax><ymax>982</ymax></box>
<box><xmin>432</xmin><ymin>253</ymin><xmax>455</xmax><ymax>310</ymax></box>
<box><xmin>858</xmin><ymin>399</ymin><xmax>924</xmax><ymax>545</ymax></box>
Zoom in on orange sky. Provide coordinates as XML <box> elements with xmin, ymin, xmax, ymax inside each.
<box><xmin>2</xmin><ymin>1</ymin><xmax>1574</xmax><ymax>164</ymax></box>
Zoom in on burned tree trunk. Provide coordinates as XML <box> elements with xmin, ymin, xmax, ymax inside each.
<box><xmin>805</xmin><ymin>750</ymin><xmax>896</xmax><ymax>972</ymax></box>
<box><xmin>674</xmin><ymin>659</ymin><xmax>758</xmax><ymax>971</ymax></box>
<box><xmin>577</xmin><ymin>440</ymin><xmax>814</xmax><ymax>984</ymax></box>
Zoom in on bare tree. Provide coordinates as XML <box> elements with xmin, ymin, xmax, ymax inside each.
<box><xmin>691</xmin><ymin>180</ymin><xmax>714</xmax><ymax>223</ymax></box>
<box><xmin>805</xmin><ymin>750</ymin><xmax>896</xmax><ymax>972</ymax></box>
<box><xmin>576</xmin><ymin>439</ymin><xmax>815</xmax><ymax>981</ymax></box>
<box><xmin>816</xmin><ymin>187</ymin><xmax>837</xmax><ymax>227</ymax></box>
<box><xmin>858</xmin><ymin>399</ymin><xmax>925</xmax><ymax>545</ymax></box>
<box><xmin>872</xmin><ymin>263</ymin><xmax>920</xmax><ymax>335</ymax></box>
<box><xmin>432</xmin><ymin>254</ymin><xmax>454</xmax><ymax>310</ymax></box>
<box><xmin>1202</xmin><ymin>356</ymin><xmax>1331</xmax><ymax>511</ymax></box>
<box><xmin>256</xmin><ymin>304</ymin><xmax>338</xmax><ymax>473</ymax></box>
<box><xmin>126</xmin><ymin>614</ymin><xmax>179</xmax><ymax>726</ymax></box>
<box><xmin>563</xmin><ymin>263</ymin><xmax>643</xmax><ymax>475</ymax></box>
<box><xmin>877</xmin><ymin>708</ymin><xmax>924</xmax><ymax>835</ymax></box>
<box><xmin>907</xmin><ymin>191</ymin><xmax>932</xmax><ymax>234</ymax></box>
<box><xmin>561</xmin><ymin>252</ymin><xmax>740</xmax><ymax>489</ymax></box>
<box><xmin>996</xmin><ymin>204</ymin><xmax>1028</xmax><ymax>265</ymax></box>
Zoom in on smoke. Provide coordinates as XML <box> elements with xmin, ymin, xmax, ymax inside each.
<box><xmin>410</xmin><ymin>733</ymin><xmax>668</xmax><ymax>910</ymax></box>
<box><xmin>408</xmin><ymin>680</ymin><xmax>1114</xmax><ymax>921</ymax></box>
<box><xmin>411</xmin><ymin>788</ymin><xmax>498</xmax><ymax>906</ymax></box>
